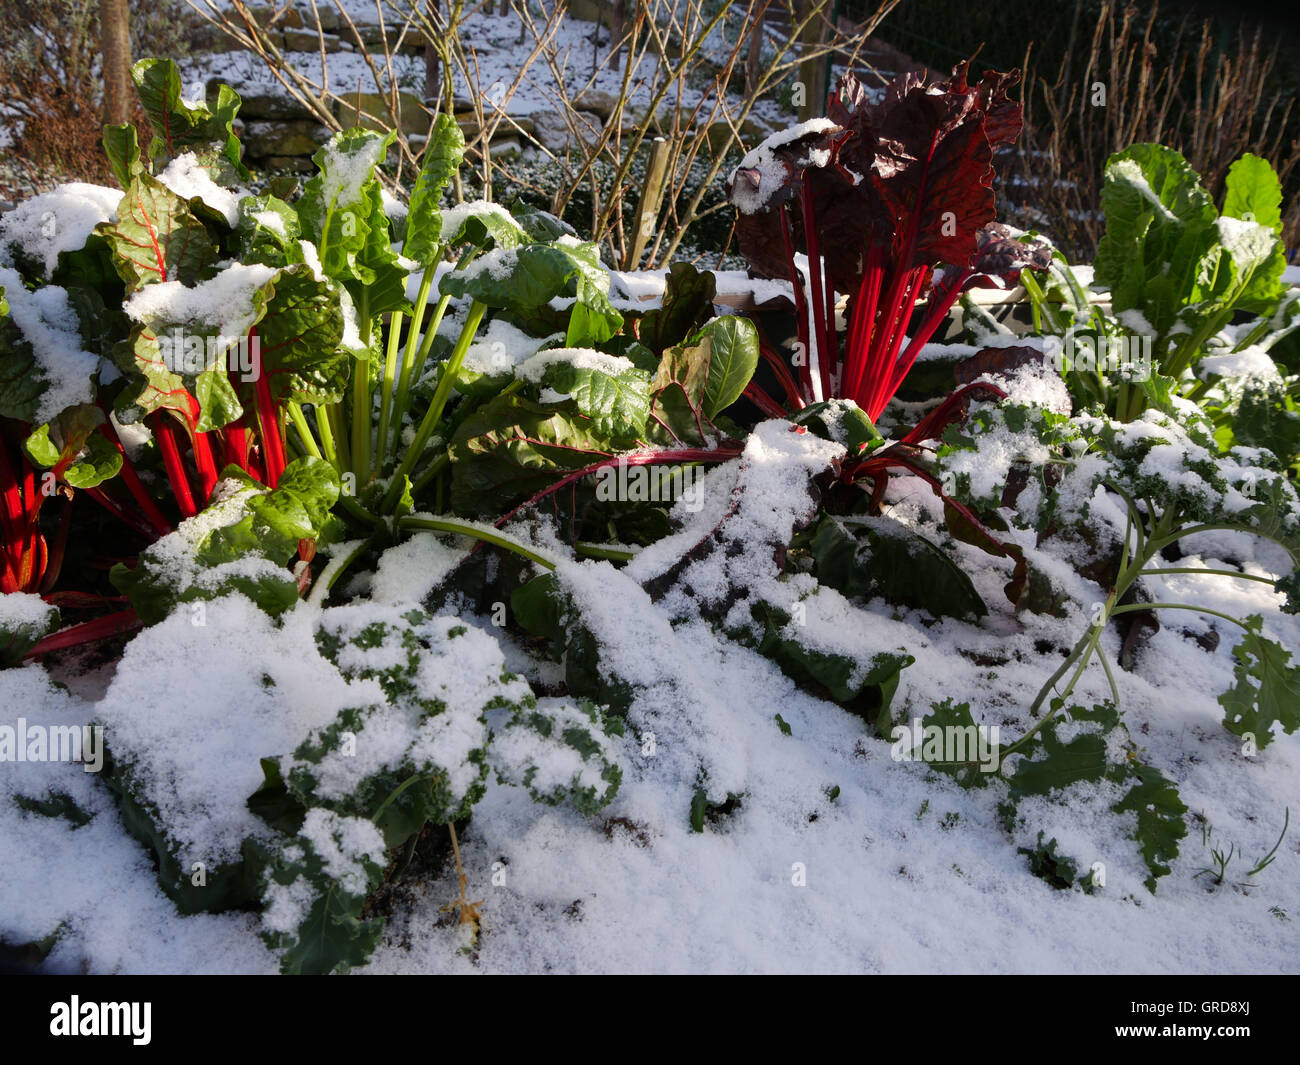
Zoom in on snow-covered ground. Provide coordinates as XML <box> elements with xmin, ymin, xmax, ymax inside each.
<box><xmin>3</xmin><ymin>406</ymin><xmax>1297</xmax><ymax>974</ymax></box>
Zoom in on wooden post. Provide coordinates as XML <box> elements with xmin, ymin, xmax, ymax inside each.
<box><xmin>796</xmin><ymin>0</ymin><xmax>828</xmax><ymax>122</ymax></box>
<box><xmin>100</xmin><ymin>0</ymin><xmax>132</xmax><ymax>127</ymax></box>
<box><xmin>610</xmin><ymin>0</ymin><xmax>626</xmax><ymax>69</ymax></box>
<box><xmin>626</xmin><ymin>137</ymin><xmax>671</xmax><ymax>270</ymax></box>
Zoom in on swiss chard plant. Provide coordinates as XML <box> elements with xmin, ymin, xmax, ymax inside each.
<box><xmin>723</xmin><ymin>65</ymin><xmax>1050</xmax><ymax>598</ymax></box>
<box><xmin>727</xmin><ymin>65</ymin><xmax>1049</xmax><ymax>422</ymax></box>
<box><xmin>1020</xmin><ymin>145</ymin><xmax>1298</xmax><ymax>428</ymax></box>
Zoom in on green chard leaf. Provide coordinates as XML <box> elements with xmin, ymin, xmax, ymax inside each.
<box><xmin>1223</xmin><ymin>152</ymin><xmax>1284</xmax><ymax>234</ymax></box>
<box><xmin>131</xmin><ymin>59</ymin><xmax>246</xmax><ymax>176</ymax></box>
<box><xmin>297</xmin><ymin>128</ymin><xmax>395</xmax><ymax>284</ymax></box>
<box><xmin>403</xmin><ymin>114</ymin><xmax>467</xmax><ymax>265</ymax></box>
<box><xmin>524</xmin><ymin>350</ymin><xmax>652</xmax><ymax>439</ymax></box>
<box><xmin>22</xmin><ymin>404</ymin><xmax>123</xmax><ymax>489</ymax></box>
<box><xmin>96</xmin><ymin>173</ymin><xmax>218</xmax><ymax>291</ymax></box>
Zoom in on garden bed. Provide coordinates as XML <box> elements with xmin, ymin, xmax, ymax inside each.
<box><xmin>1</xmin><ymin>52</ymin><xmax>1298</xmax><ymax>975</ymax></box>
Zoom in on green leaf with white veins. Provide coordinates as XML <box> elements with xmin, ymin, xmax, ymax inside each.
<box><xmin>1093</xmin><ymin>144</ymin><xmax>1217</xmax><ymax>333</ymax></box>
<box><xmin>1218</xmin><ymin>615</ymin><xmax>1300</xmax><ymax>750</ymax></box>
<box><xmin>1210</xmin><ymin>214</ymin><xmax>1285</xmax><ymax>311</ymax></box>
<box><xmin>403</xmin><ymin>114</ymin><xmax>466</xmax><ymax>265</ymax></box>
<box><xmin>445</xmin><ymin>205</ymin><xmax>530</xmax><ymax>252</ymax></box>
<box><xmin>566</xmin><ymin>274</ymin><xmax>622</xmax><ymax>346</ymax></box>
<box><xmin>347</xmin><ymin>180</ymin><xmax>410</xmax><ymax>317</ymax></box>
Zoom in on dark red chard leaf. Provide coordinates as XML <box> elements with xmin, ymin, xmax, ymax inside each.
<box><xmin>946</xmin><ymin>63</ymin><xmax>1024</xmax><ymax>149</ymax></box>
<box><xmin>968</xmin><ymin>223</ymin><xmax>1053</xmax><ymax>285</ymax></box>
<box><xmin>953</xmin><ymin>344</ymin><xmax>1046</xmax><ymax>385</ymax></box>
<box><xmin>727</xmin><ymin>60</ymin><xmax>1023</xmax><ymax>416</ymax></box>
<box><xmin>871</xmin><ymin>87</ymin><xmax>995</xmax><ymax>270</ymax></box>
<box><xmin>728</xmin><ymin>119</ymin><xmax>840</xmax><ymax>280</ymax></box>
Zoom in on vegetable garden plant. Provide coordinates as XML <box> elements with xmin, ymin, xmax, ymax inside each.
<box><xmin>2</xmin><ymin>55</ymin><xmax>1298</xmax><ymax>972</ymax></box>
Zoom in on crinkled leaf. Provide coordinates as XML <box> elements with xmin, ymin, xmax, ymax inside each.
<box><xmin>236</xmin><ymin>195</ymin><xmax>303</xmax><ymax>268</ymax></box>
<box><xmin>403</xmin><ymin>114</ymin><xmax>466</xmax><ymax>264</ymax></box>
<box><xmin>449</xmin><ymin>393</ymin><xmax>616</xmax><ymax>516</ymax></box>
<box><xmin>1218</xmin><ymin>615</ymin><xmax>1300</xmax><ymax>750</ymax></box>
<box><xmin>201</xmin><ymin>457</ymin><xmax>341</xmax><ymax>566</ymax></box>
<box><xmin>533</xmin><ymin>358</ymin><xmax>651</xmax><ymax>439</ymax></box>
<box><xmin>1007</xmin><ymin>706</ymin><xmax>1115</xmax><ymax>799</ymax></box>
<box><xmin>509</xmin><ymin>203</ymin><xmax>578</xmax><ymax>242</ymax></box>
<box><xmin>297</xmin><ymin>129</ymin><xmax>395</xmax><ymax>284</ymax></box>
<box><xmin>256</xmin><ymin>266</ymin><xmax>349</xmax><ymax>406</ymax></box>
<box><xmin>1112</xmin><ymin>762</ymin><xmax>1187</xmax><ymax>893</ymax></box>
<box><xmin>635</xmin><ymin>261</ymin><xmax>717</xmax><ymax>355</ymax></box>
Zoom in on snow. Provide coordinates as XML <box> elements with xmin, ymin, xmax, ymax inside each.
<box><xmin>1216</xmin><ymin>215</ymin><xmax>1277</xmax><ymax>272</ymax></box>
<box><xmin>729</xmin><ymin>118</ymin><xmax>837</xmax><ymax>215</ymax></box>
<box><xmin>315</xmin><ymin>133</ymin><xmax>390</xmax><ymax>210</ymax></box>
<box><xmin>438</xmin><ymin>200</ymin><xmax>523</xmax><ymax>243</ymax></box>
<box><xmin>0</xmin><ymin>592</ymin><xmax>58</xmax><ymax>635</ymax></box>
<box><xmin>0</xmin><ymin>183</ymin><xmax>121</xmax><ymax>279</ymax></box>
<box><xmin>298</xmin><ymin>809</ymin><xmax>387</xmax><ymax>895</ymax></box>
<box><xmin>462</xmin><ymin>317</ymin><xmax>547</xmax><ymax>377</ymax></box>
<box><xmin>3</xmin><ymin>5</ymin><xmax>1299</xmax><ymax>976</ymax></box>
<box><xmin>0</xmin><ymin>265</ymin><xmax>100</xmax><ymax>423</ymax></box>
<box><xmin>155</xmin><ymin>153</ymin><xmax>246</xmax><ymax>226</ymax></box>
<box><xmin>93</xmin><ymin>595</ymin><xmax>360</xmax><ymax>867</ymax></box>
<box><xmin>1109</xmin><ymin>159</ymin><xmax>1179</xmax><ymax>222</ymax></box>
<box><xmin>251</xmin><ymin>209</ymin><xmax>288</xmax><ymax>238</ymax></box>
<box><xmin>515</xmin><ymin>347</ymin><xmax>636</xmax><ymax>384</ymax></box>
<box><xmin>0</xmin><ymin>663</ymin><xmax>274</xmax><ymax>973</ymax></box>
<box><xmin>5</xmin><ymin>385</ymin><xmax>1300</xmax><ymax>971</ymax></box>
<box><xmin>123</xmin><ymin>262</ymin><xmax>279</xmax><ymax>339</ymax></box>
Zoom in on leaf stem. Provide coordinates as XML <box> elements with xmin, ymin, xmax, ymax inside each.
<box><xmin>382</xmin><ymin>300</ymin><xmax>486</xmax><ymax>512</ymax></box>
<box><xmin>351</xmin><ymin>290</ymin><xmax>373</xmax><ymax>483</ymax></box>
<box><xmin>398</xmin><ymin>514</ymin><xmax>555</xmax><ymax>569</ymax></box>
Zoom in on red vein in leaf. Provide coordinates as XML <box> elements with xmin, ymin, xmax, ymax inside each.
<box><xmin>494</xmin><ymin>447</ymin><xmax>742</xmax><ymax>529</ymax></box>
